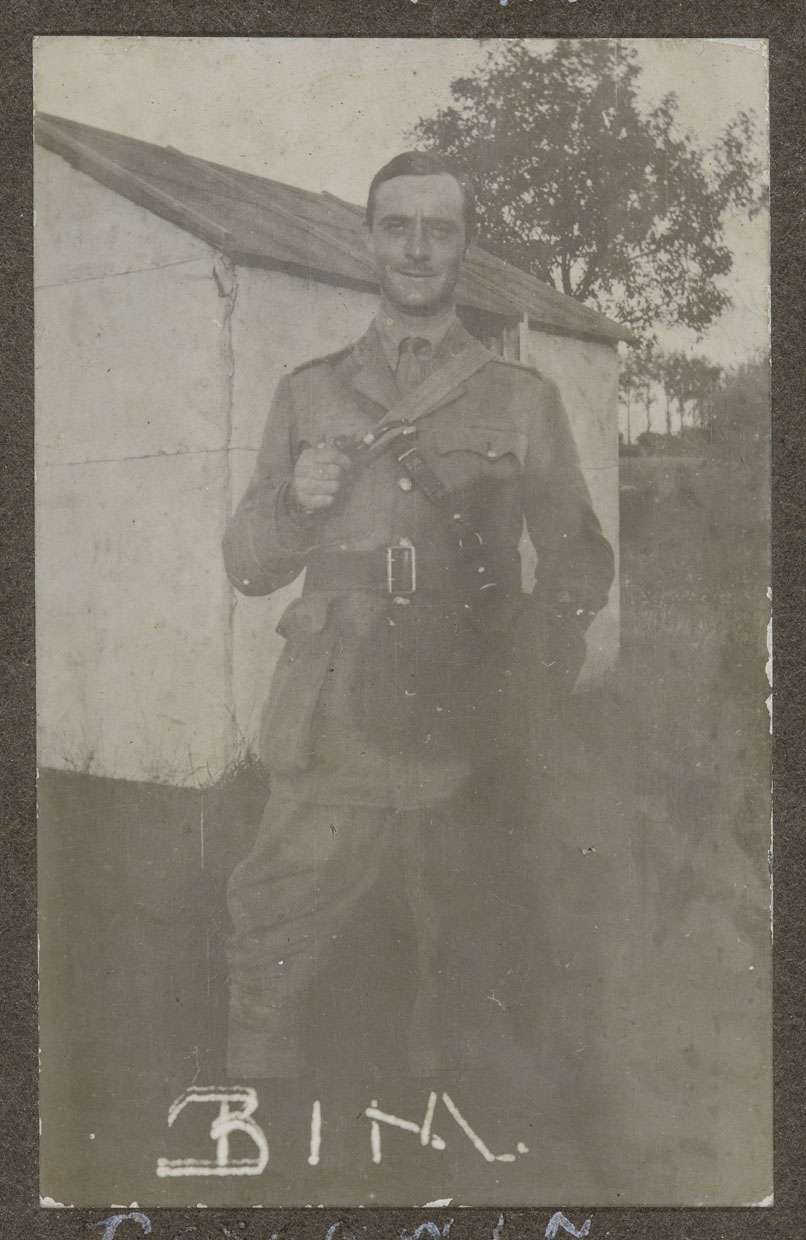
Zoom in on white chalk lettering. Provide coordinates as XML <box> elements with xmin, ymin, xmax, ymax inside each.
<box><xmin>364</xmin><ymin>1091</ymin><xmax>527</xmax><ymax>1165</ymax></box>
<box><xmin>156</xmin><ymin>1086</ymin><xmax>269</xmax><ymax>1177</ymax></box>
<box><xmin>308</xmin><ymin>1099</ymin><xmax>322</xmax><ymax>1166</ymax></box>
<box><xmin>419</xmin><ymin>1089</ymin><xmax>438</xmax><ymax>1147</ymax></box>
<box><xmin>365</xmin><ymin>1094</ymin><xmax>447</xmax><ymax>1164</ymax></box>
<box><xmin>440</xmin><ymin>1092</ymin><xmax>523</xmax><ymax>1162</ymax></box>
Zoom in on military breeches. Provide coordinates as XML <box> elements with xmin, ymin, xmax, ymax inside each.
<box><xmin>226</xmin><ymin>791</ymin><xmax>529</xmax><ymax>1081</ymax></box>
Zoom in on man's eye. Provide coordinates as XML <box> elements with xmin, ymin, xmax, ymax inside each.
<box><xmin>383</xmin><ymin>221</ymin><xmax>406</xmax><ymax>234</ymax></box>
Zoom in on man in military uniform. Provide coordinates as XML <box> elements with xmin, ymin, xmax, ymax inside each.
<box><xmin>223</xmin><ymin>152</ymin><xmax>614</xmax><ymax>1090</ymax></box>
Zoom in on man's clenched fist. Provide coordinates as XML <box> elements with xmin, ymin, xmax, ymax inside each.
<box><xmin>290</xmin><ymin>442</ymin><xmax>352</xmax><ymax>514</ymax></box>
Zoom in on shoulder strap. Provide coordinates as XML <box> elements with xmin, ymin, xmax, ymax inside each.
<box><xmin>375</xmin><ymin>336</ymin><xmax>493</xmax><ymax>431</ymax></box>
<box><xmin>350</xmin><ymin>335</ymin><xmax>494</xmax><ymax>459</ymax></box>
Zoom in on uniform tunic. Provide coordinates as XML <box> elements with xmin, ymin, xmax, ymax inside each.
<box><xmin>223</xmin><ymin>317</ymin><xmax>614</xmax><ymax>1080</ymax></box>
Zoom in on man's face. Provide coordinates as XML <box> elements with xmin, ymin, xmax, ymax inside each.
<box><xmin>365</xmin><ymin>173</ymin><xmax>468</xmax><ymax>316</ymax></box>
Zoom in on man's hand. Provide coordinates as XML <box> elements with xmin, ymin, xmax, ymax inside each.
<box><xmin>290</xmin><ymin>442</ymin><xmax>352</xmax><ymax>514</ymax></box>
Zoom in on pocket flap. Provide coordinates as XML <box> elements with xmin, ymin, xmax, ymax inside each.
<box><xmin>434</xmin><ymin>424</ymin><xmax>528</xmax><ymax>465</ymax></box>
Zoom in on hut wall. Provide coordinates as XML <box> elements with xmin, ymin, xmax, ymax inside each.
<box><xmin>35</xmin><ymin>147</ymin><xmax>237</xmax><ymax>784</ymax></box>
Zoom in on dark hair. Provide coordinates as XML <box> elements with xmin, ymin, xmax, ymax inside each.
<box><xmin>366</xmin><ymin>151</ymin><xmax>477</xmax><ymax>240</ymax></box>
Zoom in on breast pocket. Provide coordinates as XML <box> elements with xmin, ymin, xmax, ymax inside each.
<box><xmin>434</xmin><ymin>424</ymin><xmax>527</xmax><ymax>465</ymax></box>
<box><xmin>432</xmin><ymin>424</ymin><xmax>528</xmax><ymax>491</ymax></box>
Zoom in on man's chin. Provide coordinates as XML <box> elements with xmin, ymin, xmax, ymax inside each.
<box><xmin>383</xmin><ymin>282</ymin><xmax>453</xmax><ymax>316</ymax></box>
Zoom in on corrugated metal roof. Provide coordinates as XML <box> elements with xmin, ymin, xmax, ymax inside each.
<box><xmin>36</xmin><ymin>113</ymin><xmax>635</xmax><ymax>344</ymax></box>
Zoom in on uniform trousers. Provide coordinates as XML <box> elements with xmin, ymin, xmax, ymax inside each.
<box><xmin>226</xmin><ymin>788</ymin><xmax>530</xmax><ymax>1082</ymax></box>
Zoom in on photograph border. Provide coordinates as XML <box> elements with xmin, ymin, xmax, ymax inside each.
<box><xmin>2</xmin><ymin>4</ymin><xmax>803</xmax><ymax>1238</ymax></box>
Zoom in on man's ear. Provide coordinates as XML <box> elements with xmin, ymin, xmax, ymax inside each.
<box><xmin>463</xmin><ymin>224</ymin><xmax>478</xmax><ymax>256</ymax></box>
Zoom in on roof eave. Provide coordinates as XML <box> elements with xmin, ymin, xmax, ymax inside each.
<box><xmin>35</xmin><ymin>113</ymin><xmax>637</xmax><ymax>346</ymax></box>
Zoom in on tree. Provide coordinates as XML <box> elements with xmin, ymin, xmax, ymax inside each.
<box><xmin>620</xmin><ymin>347</ymin><xmax>659</xmax><ymax>439</ymax></box>
<box><xmin>656</xmin><ymin>352</ymin><xmax>724</xmax><ymax>435</ymax></box>
<box><xmin>620</xmin><ymin>348</ymin><xmax>725</xmax><ymax>441</ymax></box>
<box><xmin>412</xmin><ymin>41</ymin><xmax>767</xmax><ymax>337</ymax></box>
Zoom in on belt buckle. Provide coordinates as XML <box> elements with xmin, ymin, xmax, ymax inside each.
<box><xmin>387</xmin><ymin>540</ymin><xmax>416</xmax><ymax>595</ymax></box>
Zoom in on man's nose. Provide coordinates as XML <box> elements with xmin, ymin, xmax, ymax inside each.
<box><xmin>404</xmin><ymin>218</ymin><xmax>430</xmax><ymax>261</ymax></box>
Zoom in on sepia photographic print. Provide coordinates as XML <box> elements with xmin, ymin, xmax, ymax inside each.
<box><xmin>34</xmin><ymin>37</ymin><xmax>771</xmax><ymax>1209</ymax></box>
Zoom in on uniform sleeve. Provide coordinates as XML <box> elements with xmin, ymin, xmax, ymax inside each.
<box><xmin>222</xmin><ymin>375</ymin><xmax>318</xmax><ymax>596</ymax></box>
<box><xmin>522</xmin><ymin>378</ymin><xmax>615</xmax><ymax>624</ymax></box>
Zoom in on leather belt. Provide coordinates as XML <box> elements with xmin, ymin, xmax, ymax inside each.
<box><xmin>306</xmin><ymin>546</ymin><xmax>458</xmax><ymax>598</ymax></box>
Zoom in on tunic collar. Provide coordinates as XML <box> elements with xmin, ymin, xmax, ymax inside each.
<box><xmin>373</xmin><ymin>300</ymin><xmax>460</xmax><ymax>373</ymax></box>
<box><xmin>347</xmin><ymin>315</ymin><xmax>476</xmax><ymax>414</ymax></box>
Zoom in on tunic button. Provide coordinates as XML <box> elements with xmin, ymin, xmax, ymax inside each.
<box><xmin>398</xmin><ymin>476</ymin><xmax>413</xmax><ymax>492</ymax></box>
<box><xmin>486</xmin><ymin>448</ymin><xmax>498</xmax><ymax>459</ymax></box>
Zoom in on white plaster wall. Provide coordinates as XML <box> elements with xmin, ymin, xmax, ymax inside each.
<box><xmin>34</xmin><ymin>147</ymin><xmax>211</xmax><ymax>288</ymax></box>
<box><xmin>35</xmin><ymin>148</ymin><xmax>238</xmax><ymax>783</ymax></box>
<box><xmin>519</xmin><ymin>326</ymin><xmax>621</xmax><ymax>682</ymax></box>
<box><xmin>37</xmin><ymin>454</ymin><xmax>234</xmax><ymax>782</ymax></box>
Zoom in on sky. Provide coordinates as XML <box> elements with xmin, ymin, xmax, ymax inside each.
<box><xmin>34</xmin><ymin>37</ymin><xmax>769</xmax><ymax>390</ymax></box>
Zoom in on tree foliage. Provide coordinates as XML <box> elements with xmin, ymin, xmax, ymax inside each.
<box><xmin>659</xmin><ymin>352</ymin><xmax>723</xmax><ymax>433</ymax></box>
<box><xmin>412</xmin><ymin>41</ymin><xmax>767</xmax><ymax>336</ymax></box>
